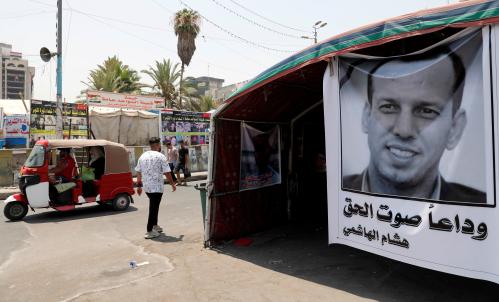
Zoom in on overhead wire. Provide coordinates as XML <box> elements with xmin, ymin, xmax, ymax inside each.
<box><xmin>227</xmin><ymin>0</ymin><xmax>310</xmax><ymax>34</ymax></box>
<box><xmin>63</xmin><ymin>0</ymin><xmax>73</xmax><ymax>62</ymax></box>
<box><xmin>178</xmin><ymin>0</ymin><xmax>294</xmax><ymax>53</ymax></box>
<box><xmin>29</xmin><ymin>0</ymin><xmax>298</xmax><ymax>52</ymax></box>
<box><xmin>204</xmin><ymin>34</ymin><xmax>307</xmax><ymax>48</ymax></box>
<box><xmin>25</xmin><ymin>0</ymin><xmax>270</xmax><ymax>79</ymax></box>
<box><xmin>75</xmin><ymin>7</ymin><xmax>252</xmax><ymax>77</ymax></box>
<box><xmin>0</xmin><ymin>10</ymin><xmax>54</xmax><ymax>20</ymax></box>
<box><xmin>208</xmin><ymin>0</ymin><xmax>304</xmax><ymax>39</ymax></box>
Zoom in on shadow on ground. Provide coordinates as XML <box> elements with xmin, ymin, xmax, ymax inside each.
<box><xmin>213</xmin><ymin>223</ymin><xmax>499</xmax><ymax>302</ymax></box>
<box><xmin>8</xmin><ymin>205</ymin><xmax>138</xmax><ymax>224</ymax></box>
<box><xmin>152</xmin><ymin>234</ymin><xmax>184</xmax><ymax>243</ymax></box>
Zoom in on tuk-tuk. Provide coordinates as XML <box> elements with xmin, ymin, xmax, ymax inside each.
<box><xmin>3</xmin><ymin>139</ymin><xmax>135</xmax><ymax>221</ymax></box>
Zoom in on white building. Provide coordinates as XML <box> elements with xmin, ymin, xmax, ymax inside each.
<box><xmin>0</xmin><ymin>43</ymin><xmax>35</xmax><ymax>100</ymax></box>
<box><xmin>213</xmin><ymin>80</ymin><xmax>249</xmax><ymax>102</ymax></box>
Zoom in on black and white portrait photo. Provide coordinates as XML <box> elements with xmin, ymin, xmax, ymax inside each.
<box><xmin>339</xmin><ymin>30</ymin><xmax>493</xmax><ymax>205</ymax></box>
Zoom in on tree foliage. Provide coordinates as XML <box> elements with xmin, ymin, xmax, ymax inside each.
<box><xmin>142</xmin><ymin>59</ymin><xmax>181</xmax><ymax>108</ymax></box>
<box><xmin>87</xmin><ymin>56</ymin><xmax>142</xmax><ymax>93</ymax></box>
<box><xmin>173</xmin><ymin>9</ymin><xmax>201</xmax><ymax>106</ymax></box>
<box><xmin>185</xmin><ymin>95</ymin><xmax>218</xmax><ymax>112</ymax></box>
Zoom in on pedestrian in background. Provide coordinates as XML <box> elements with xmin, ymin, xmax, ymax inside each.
<box><xmin>136</xmin><ymin>137</ymin><xmax>176</xmax><ymax>239</ymax></box>
<box><xmin>165</xmin><ymin>141</ymin><xmax>178</xmax><ymax>183</ymax></box>
<box><xmin>175</xmin><ymin>140</ymin><xmax>190</xmax><ymax>186</ymax></box>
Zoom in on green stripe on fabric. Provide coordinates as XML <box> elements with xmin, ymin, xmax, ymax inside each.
<box><xmin>228</xmin><ymin>7</ymin><xmax>499</xmax><ymax>100</ymax></box>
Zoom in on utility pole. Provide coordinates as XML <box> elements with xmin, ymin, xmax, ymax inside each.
<box><xmin>301</xmin><ymin>21</ymin><xmax>328</xmax><ymax>44</ymax></box>
<box><xmin>55</xmin><ymin>0</ymin><xmax>63</xmax><ymax>139</ymax></box>
<box><xmin>39</xmin><ymin>0</ymin><xmax>63</xmax><ymax>138</ymax></box>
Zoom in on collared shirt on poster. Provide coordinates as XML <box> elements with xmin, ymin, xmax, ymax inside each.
<box><xmin>360</xmin><ymin>169</ymin><xmax>441</xmax><ymax>200</ymax></box>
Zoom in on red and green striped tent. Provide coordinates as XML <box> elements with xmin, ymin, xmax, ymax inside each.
<box><xmin>224</xmin><ymin>0</ymin><xmax>499</xmax><ymax>106</ymax></box>
<box><xmin>207</xmin><ymin>0</ymin><xmax>499</xmax><ymax>243</ymax></box>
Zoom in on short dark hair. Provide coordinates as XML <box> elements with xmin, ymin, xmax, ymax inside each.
<box><xmin>367</xmin><ymin>46</ymin><xmax>466</xmax><ymax>115</ymax></box>
<box><xmin>60</xmin><ymin>148</ymin><xmax>71</xmax><ymax>154</ymax></box>
<box><xmin>178</xmin><ymin>140</ymin><xmax>185</xmax><ymax>144</ymax></box>
<box><xmin>149</xmin><ymin>137</ymin><xmax>160</xmax><ymax>145</ymax></box>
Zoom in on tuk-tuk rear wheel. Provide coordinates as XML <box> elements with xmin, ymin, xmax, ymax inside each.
<box><xmin>4</xmin><ymin>202</ymin><xmax>28</xmax><ymax>221</ymax></box>
<box><xmin>112</xmin><ymin>194</ymin><xmax>130</xmax><ymax>211</ymax></box>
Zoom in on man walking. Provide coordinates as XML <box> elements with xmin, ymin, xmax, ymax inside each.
<box><xmin>175</xmin><ymin>140</ymin><xmax>190</xmax><ymax>186</ymax></box>
<box><xmin>164</xmin><ymin>141</ymin><xmax>178</xmax><ymax>183</ymax></box>
<box><xmin>136</xmin><ymin>137</ymin><xmax>176</xmax><ymax>239</ymax></box>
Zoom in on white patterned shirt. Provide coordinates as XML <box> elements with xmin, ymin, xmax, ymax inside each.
<box><xmin>135</xmin><ymin>151</ymin><xmax>171</xmax><ymax>193</ymax></box>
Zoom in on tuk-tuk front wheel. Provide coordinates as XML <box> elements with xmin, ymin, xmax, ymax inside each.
<box><xmin>112</xmin><ymin>194</ymin><xmax>131</xmax><ymax>211</ymax></box>
<box><xmin>4</xmin><ymin>202</ymin><xmax>28</xmax><ymax>221</ymax></box>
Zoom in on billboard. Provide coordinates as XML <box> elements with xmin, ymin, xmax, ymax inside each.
<box><xmin>324</xmin><ymin>28</ymin><xmax>499</xmax><ymax>282</ymax></box>
<box><xmin>4</xmin><ymin>115</ymin><xmax>29</xmax><ymax>138</ymax></box>
<box><xmin>160</xmin><ymin>110</ymin><xmax>210</xmax><ymax>147</ymax></box>
<box><xmin>86</xmin><ymin>90</ymin><xmax>165</xmax><ymax>110</ymax></box>
<box><xmin>30</xmin><ymin>100</ymin><xmax>88</xmax><ymax>140</ymax></box>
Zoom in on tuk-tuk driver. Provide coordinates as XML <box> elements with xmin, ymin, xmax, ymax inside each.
<box><xmin>50</xmin><ymin>148</ymin><xmax>77</xmax><ymax>182</ymax></box>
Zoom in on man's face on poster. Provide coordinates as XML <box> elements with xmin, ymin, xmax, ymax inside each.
<box><xmin>253</xmin><ymin>134</ymin><xmax>272</xmax><ymax>172</ymax></box>
<box><xmin>362</xmin><ymin>56</ymin><xmax>467</xmax><ymax>187</ymax></box>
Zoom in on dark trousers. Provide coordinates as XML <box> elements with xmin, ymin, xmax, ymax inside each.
<box><xmin>168</xmin><ymin>163</ymin><xmax>177</xmax><ymax>182</ymax></box>
<box><xmin>145</xmin><ymin>192</ymin><xmax>163</xmax><ymax>232</ymax></box>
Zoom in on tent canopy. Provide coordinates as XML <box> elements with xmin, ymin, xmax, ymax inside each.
<box><xmin>216</xmin><ymin>0</ymin><xmax>499</xmax><ymax>122</ymax></box>
<box><xmin>0</xmin><ymin>99</ymin><xmax>30</xmax><ymax>115</ymax></box>
<box><xmin>45</xmin><ymin>139</ymin><xmax>130</xmax><ymax>174</ymax></box>
<box><xmin>89</xmin><ymin>107</ymin><xmax>159</xmax><ymax>146</ymax></box>
<box><xmin>207</xmin><ymin>0</ymin><xmax>499</xmax><ymax>243</ymax></box>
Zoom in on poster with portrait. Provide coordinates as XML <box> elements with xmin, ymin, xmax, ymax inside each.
<box><xmin>30</xmin><ymin>100</ymin><xmax>88</xmax><ymax>140</ymax></box>
<box><xmin>240</xmin><ymin>123</ymin><xmax>281</xmax><ymax>191</ymax></box>
<box><xmin>160</xmin><ymin>110</ymin><xmax>210</xmax><ymax>147</ymax></box>
<box><xmin>324</xmin><ymin>27</ymin><xmax>499</xmax><ymax>283</ymax></box>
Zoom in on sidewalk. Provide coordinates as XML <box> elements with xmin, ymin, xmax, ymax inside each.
<box><xmin>0</xmin><ymin>171</ymin><xmax>207</xmax><ymax>201</ymax></box>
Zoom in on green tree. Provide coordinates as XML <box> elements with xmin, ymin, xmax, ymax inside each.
<box><xmin>142</xmin><ymin>59</ymin><xmax>181</xmax><ymax>108</ymax></box>
<box><xmin>184</xmin><ymin>95</ymin><xmax>219</xmax><ymax>112</ymax></box>
<box><xmin>173</xmin><ymin>9</ymin><xmax>201</xmax><ymax>107</ymax></box>
<box><xmin>87</xmin><ymin>56</ymin><xmax>142</xmax><ymax>93</ymax></box>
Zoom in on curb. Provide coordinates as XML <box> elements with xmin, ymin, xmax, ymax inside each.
<box><xmin>0</xmin><ymin>189</ymin><xmax>19</xmax><ymax>201</ymax></box>
<box><xmin>1</xmin><ymin>174</ymin><xmax>207</xmax><ymax>201</ymax></box>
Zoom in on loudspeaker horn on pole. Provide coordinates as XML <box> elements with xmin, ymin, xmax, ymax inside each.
<box><xmin>40</xmin><ymin>47</ymin><xmax>55</xmax><ymax>62</ymax></box>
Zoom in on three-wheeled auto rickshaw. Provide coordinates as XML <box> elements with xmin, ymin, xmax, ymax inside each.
<box><xmin>3</xmin><ymin>139</ymin><xmax>135</xmax><ymax>221</ymax></box>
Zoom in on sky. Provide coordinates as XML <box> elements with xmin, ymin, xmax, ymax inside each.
<box><xmin>1</xmin><ymin>0</ymin><xmax>452</xmax><ymax>101</ymax></box>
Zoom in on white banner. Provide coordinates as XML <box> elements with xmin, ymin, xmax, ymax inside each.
<box><xmin>86</xmin><ymin>90</ymin><xmax>164</xmax><ymax>110</ymax></box>
<box><xmin>4</xmin><ymin>115</ymin><xmax>29</xmax><ymax>137</ymax></box>
<box><xmin>324</xmin><ymin>27</ymin><xmax>499</xmax><ymax>283</ymax></box>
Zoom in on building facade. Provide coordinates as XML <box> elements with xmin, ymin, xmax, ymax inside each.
<box><xmin>185</xmin><ymin>76</ymin><xmax>224</xmax><ymax>97</ymax></box>
<box><xmin>213</xmin><ymin>81</ymin><xmax>249</xmax><ymax>102</ymax></box>
<box><xmin>0</xmin><ymin>43</ymin><xmax>35</xmax><ymax>100</ymax></box>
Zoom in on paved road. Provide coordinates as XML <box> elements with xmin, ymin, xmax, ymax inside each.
<box><xmin>0</xmin><ymin>182</ymin><xmax>498</xmax><ymax>302</ymax></box>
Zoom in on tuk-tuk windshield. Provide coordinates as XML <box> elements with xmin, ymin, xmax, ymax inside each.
<box><xmin>25</xmin><ymin>145</ymin><xmax>45</xmax><ymax>167</ymax></box>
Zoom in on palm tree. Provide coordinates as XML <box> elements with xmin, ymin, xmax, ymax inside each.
<box><xmin>142</xmin><ymin>59</ymin><xmax>181</xmax><ymax>108</ymax></box>
<box><xmin>87</xmin><ymin>56</ymin><xmax>142</xmax><ymax>93</ymax></box>
<box><xmin>173</xmin><ymin>9</ymin><xmax>201</xmax><ymax>107</ymax></box>
<box><xmin>185</xmin><ymin>95</ymin><xmax>219</xmax><ymax>112</ymax></box>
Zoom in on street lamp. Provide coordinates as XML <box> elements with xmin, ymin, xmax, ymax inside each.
<box><xmin>301</xmin><ymin>21</ymin><xmax>328</xmax><ymax>44</ymax></box>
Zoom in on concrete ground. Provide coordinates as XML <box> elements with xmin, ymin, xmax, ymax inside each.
<box><xmin>0</xmin><ymin>181</ymin><xmax>498</xmax><ymax>302</ymax></box>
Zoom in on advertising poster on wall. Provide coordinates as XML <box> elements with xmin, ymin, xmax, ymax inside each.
<box><xmin>188</xmin><ymin>145</ymin><xmax>209</xmax><ymax>173</ymax></box>
<box><xmin>30</xmin><ymin>100</ymin><xmax>88</xmax><ymax>140</ymax></box>
<box><xmin>4</xmin><ymin>115</ymin><xmax>29</xmax><ymax>137</ymax></box>
<box><xmin>324</xmin><ymin>28</ymin><xmax>499</xmax><ymax>282</ymax></box>
<box><xmin>160</xmin><ymin>110</ymin><xmax>210</xmax><ymax>147</ymax></box>
<box><xmin>240</xmin><ymin>123</ymin><xmax>281</xmax><ymax>191</ymax></box>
